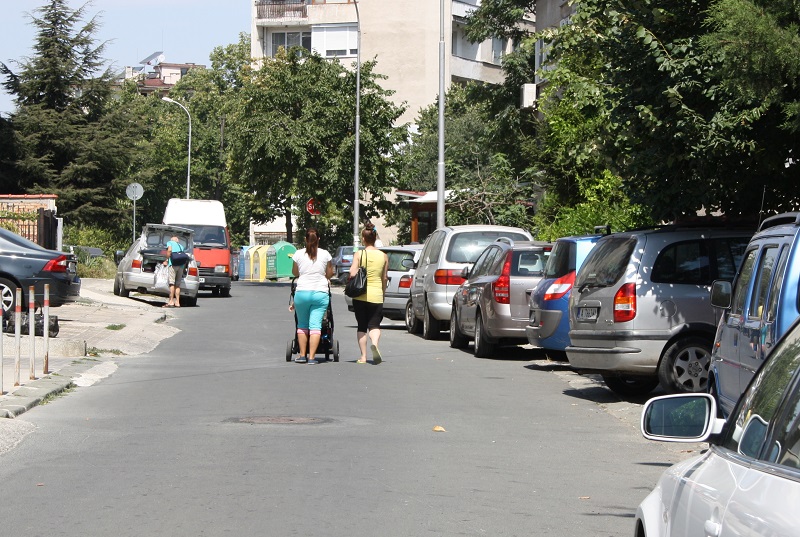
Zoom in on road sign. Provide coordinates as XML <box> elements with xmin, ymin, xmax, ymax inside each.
<box><xmin>126</xmin><ymin>182</ymin><xmax>144</xmax><ymax>201</ymax></box>
<box><xmin>306</xmin><ymin>198</ymin><xmax>321</xmax><ymax>216</ymax></box>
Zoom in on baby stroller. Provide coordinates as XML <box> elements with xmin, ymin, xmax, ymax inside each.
<box><xmin>285</xmin><ymin>279</ymin><xmax>340</xmax><ymax>362</ymax></box>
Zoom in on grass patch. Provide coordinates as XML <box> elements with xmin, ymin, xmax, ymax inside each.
<box><xmin>87</xmin><ymin>347</ymin><xmax>125</xmax><ymax>356</ymax></box>
<box><xmin>40</xmin><ymin>385</ymin><xmax>75</xmax><ymax>405</ymax></box>
<box><xmin>106</xmin><ymin>323</ymin><xmax>126</xmax><ymax>331</ymax></box>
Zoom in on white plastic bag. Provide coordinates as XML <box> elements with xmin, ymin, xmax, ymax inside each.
<box><xmin>154</xmin><ymin>264</ymin><xmax>170</xmax><ymax>292</ymax></box>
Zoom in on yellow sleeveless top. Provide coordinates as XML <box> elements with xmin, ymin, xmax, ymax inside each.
<box><xmin>353</xmin><ymin>249</ymin><xmax>386</xmax><ymax>304</ymax></box>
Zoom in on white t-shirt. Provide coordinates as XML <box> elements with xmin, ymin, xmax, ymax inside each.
<box><xmin>294</xmin><ymin>248</ymin><xmax>332</xmax><ymax>292</ymax></box>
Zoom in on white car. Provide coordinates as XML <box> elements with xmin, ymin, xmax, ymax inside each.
<box><xmin>635</xmin><ymin>317</ymin><xmax>800</xmax><ymax>537</ymax></box>
<box><xmin>113</xmin><ymin>224</ymin><xmax>200</xmax><ymax>306</ymax></box>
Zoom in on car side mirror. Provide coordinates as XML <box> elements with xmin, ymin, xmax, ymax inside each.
<box><xmin>641</xmin><ymin>394</ymin><xmax>724</xmax><ymax>443</ymax></box>
<box><xmin>460</xmin><ymin>266</ymin><xmax>470</xmax><ymax>279</ymax></box>
<box><xmin>114</xmin><ymin>250</ymin><xmax>125</xmax><ymax>265</ymax></box>
<box><xmin>401</xmin><ymin>258</ymin><xmax>416</xmax><ymax>270</ymax></box>
<box><xmin>710</xmin><ymin>280</ymin><xmax>732</xmax><ymax>309</ymax></box>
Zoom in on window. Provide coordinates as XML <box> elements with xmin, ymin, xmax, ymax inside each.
<box><xmin>491</xmin><ymin>38</ymin><xmax>506</xmax><ymax>64</ymax></box>
<box><xmin>749</xmin><ymin>246</ymin><xmax>779</xmax><ymax>319</ymax></box>
<box><xmin>650</xmin><ymin>240</ymin><xmax>708</xmax><ymax>285</ymax></box>
<box><xmin>544</xmin><ymin>241</ymin><xmax>576</xmax><ymax>279</ymax></box>
<box><xmin>766</xmin><ymin>378</ymin><xmax>800</xmax><ymax>469</ymax></box>
<box><xmin>317</xmin><ymin>25</ymin><xmax>357</xmax><ymax>58</ymax></box>
<box><xmin>767</xmin><ymin>247</ymin><xmax>789</xmax><ymax>323</ymax></box>
<box><xmin>470</xmin><ymin>247</ymin><xmax>498</xmax><ymax>278</ymax></box>
<box><xmin>422</xmin><ymin>231</ymin><xmax>445</xmax><ymax>266</ymax></box>
<box><xmin>713</xmin><ymin>238</ymin><xmax>749</xmax><ymax>281</ymax></box>
<box><xmin>271</xmin><ymin>31</ymin><xmax>311</xmax><ymax>57</ymax></box>
<box><xmin>513</xmin><ymin>250</ymin><xmax>547</xmax><ymax>276</ymax></box>
<box><xmin>446</xmin><ymin>232</ymin><xmax>529</xmax><ymax>264</ymax></box>
<box><xmin>576</xmin><ymin>237</ymin><xmax>635</xmax><ymax>287</ymax></box>
<box><xmin>732</xmin><ymin>249</ymin><xmax>757</xmax><ymax>315</ymax></box>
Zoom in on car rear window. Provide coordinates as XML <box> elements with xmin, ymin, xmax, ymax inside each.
<box><xmin>385</xmin><ymin>250</ymin><xmax>415</xmax><ymax>272</ymax></box>
<box><xmin>543</xmin><ymin>240</ymin><xmax>576</xmax><ymax>279</ymax></box>
<box><xmin>446</xmin><ymin>231</ymin><xmax>529</xmax><ymax>264</ymax></box>
<box><xmin>575</xmin><ymin>237</ymin><xmax>636</xmax><ymax>287</ymax></box>
<box><xmin>512</xmin><ymin>250</ymin><xmax>548</xmax><ymax>277</ymax></box>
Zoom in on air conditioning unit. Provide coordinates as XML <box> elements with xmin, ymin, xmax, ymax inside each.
<box><xmin>521</xmin><ymin>84</ymin><xmax>537</xmax><ymax>109</ymax></box>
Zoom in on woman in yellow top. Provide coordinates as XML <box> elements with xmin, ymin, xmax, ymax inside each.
<box><xmin>349</xmin><ymin>222</ymin><xmax>388</xmax><ymax>364</ymax></box>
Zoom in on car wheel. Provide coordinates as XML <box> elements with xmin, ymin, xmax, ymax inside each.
<box><xmin>0</xmin><ymin>277</ymin><xmax>19</xmax><ymax>313</ymax></box>
<box><xmin>182</xmin><ymin>296</ymin><xmax>197</xmax><ymax>307</ymax></box>
<box><xmin>406</xmin><ymin>300</ymin><xmax>422</xmax><ymax>334</ymax></box>
<box><xmin>449</xmin><ymin>307</ymin><xmax>469</xmax><ymax>349</ymax></box>
<box><xmin>211</xmin><ymin>288</ymin><xmax>220</xmax><ymax>297</ymax></box>
<box><xmin>473</xmin><ymin>313</ymin><xmax>494</xmax><ymax>358</ymax></box>
<box><xmin>545</xmin><ymin>350</ymin><xmax>568</xmax><ymax>362</ymax></box>
<box><xmin>220</xmin><ymin>287</ymin><xmax>231</xmax><ymax>297</ymax></box>
<box><xmin>117</xmin><ymin>275</ymin><xmax>130</xmax><ymax>298</ymax></box>
<box><xmin>657</xmin><ymin>337</ymin><xmax>712</xmax><ymax>393</ymax></box>
<box><xmin>422</xmin><ymin>299</ymin><xmax>441</xmax><ymax>340</ymax></box>
<box><xmin>602</xmin><ymin>374</ymin><xmax>659</xmax><ymax>397</ymax></box>
<box><xmin>113</xmin><ymin>276</ymin><xmax>121</xmax><ymax>296</ymax></box>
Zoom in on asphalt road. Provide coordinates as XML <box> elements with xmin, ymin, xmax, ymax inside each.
<box><xmin>0</xmin><ymin>282</ymin><xmax>699</xmax><ymax>536</ymax></box>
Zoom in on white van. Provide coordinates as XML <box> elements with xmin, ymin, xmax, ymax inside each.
<box><xmin>163</xmin><ymin>199</ymin><xmax>232</xmax><ymax>296</ymax></box>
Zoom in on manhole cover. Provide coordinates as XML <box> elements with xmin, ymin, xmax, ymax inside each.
<box><xmin>225</xmin><ymin>416</ymin><xmax>330</xmax><ymax>425</ymax></box>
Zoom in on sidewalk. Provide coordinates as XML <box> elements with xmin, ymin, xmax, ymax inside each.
<box><xmin>0</xmin><ymin>278</ymin><xmax>179</xmax><ymax>418</ymax></box>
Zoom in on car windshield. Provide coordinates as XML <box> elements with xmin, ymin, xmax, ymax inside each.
<box><xmin>145</xmin><ymin>230</ymin><xmax>190</xmax><ymax>251</ymax></box>
<box><xmin>575</xmin><ymin>237</ymin><xmax>636</xmax><ymax>287</ymax></box>
<box><xmin>182</xmin><ymin>225</ymin><xmax>226</xmax><ymax>247</ymax></box>
<box><xmin>543</xmin><ymin>240</ymin><xmax>576</xmax><ymax>279</ymax></box>
<box><xmin>446</xmin><ymin>231</ymin><xmax>529</xmax><ymax>264</ymax></box>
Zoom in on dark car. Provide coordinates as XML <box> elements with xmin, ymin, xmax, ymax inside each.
<box><xmin>331</xmin><ymin>245</ymin><xmax>355</xmax><ymax>282</ymax></box>
<box><xmin>0</xmin><ymin>227</ymin><xmax>81</xmax><ymax>313</ymax></box>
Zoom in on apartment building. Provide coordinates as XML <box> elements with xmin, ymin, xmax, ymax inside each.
<box><xmin>250</xmin><ymin>0</ymin><xmax>514</xmax><ymax>125</ymax></box>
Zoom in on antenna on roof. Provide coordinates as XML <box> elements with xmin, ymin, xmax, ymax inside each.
<box><xmin>140</xmin><ymin>51</ymin><xmax>164</xmax><ymax>66</ymax></box>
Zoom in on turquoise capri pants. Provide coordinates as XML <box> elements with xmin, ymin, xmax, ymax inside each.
<box><xmin>293</xmin><ymin>290</ymin><xmax>330</xmax><ymax>333</ymax></box>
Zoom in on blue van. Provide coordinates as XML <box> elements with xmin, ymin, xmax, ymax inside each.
<box><xmin>710</xmin><ymin>213</ymin><xmax>800</xmax><ymax>416</ymax></box>
<box><xmin>525</xmin><ymin>230</ymin><xmax>608</xmax><ymax>360</ymax></box>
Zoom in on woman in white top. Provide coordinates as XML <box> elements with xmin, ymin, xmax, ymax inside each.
<box><xmin>290</xmin><ymin>228</ymin><xmax>333</xmax><ymax>364</ymax></box>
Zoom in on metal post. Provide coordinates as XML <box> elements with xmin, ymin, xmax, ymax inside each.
<box><xmin>14</xmin><ymin>288</ymin><xmax>21</xmax><ymax>386</ymax></box>
<box><xmin>353</xmin><ymin>0</ymin><xmax>362</xmax><ymax>249</ymax></box>
<box><xmin>43</xmin><ymin>285</ymin><xmax>50</xmax><ymax>375</ymax></box>
<box><xmin>28</xmin><ymin>286</ymin><xmax>35</xmax><ymax>380</ymax></box>
<box><xmin>437</xmin><ymin>0</ymin><xmax>446</xmax><ymax>229</ymax></box>
<box><xmin>162</xmin><ymin>97</ymin><xmax>192</xmax><ymax>199</ymax></box>
<box><xmin>1</xmin><ymin>299</ymin><xmax>4</xmax><ymax>395</ymax></box>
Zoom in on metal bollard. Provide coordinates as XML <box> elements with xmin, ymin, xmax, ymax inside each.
<box><xmin>1</xmin><ymin>299</ymin><xmax>4</xmax><ymax>395</ymax></box>
<box><xmin>14</xmin><ymin>288</ymin><xmax>21</xmax><ymax>387</ymax></box>
<box><xmin>43</xmin><ymin>284</ymin><xmax>50</xmax><ymax>375</ymax></box>
<box><xmin>29</xmin><ymin>286</ymin><xmax>36</xmax><ymax>380</ymax></box>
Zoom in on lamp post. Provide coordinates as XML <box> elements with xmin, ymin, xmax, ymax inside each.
<box><xmin>161</xmin><ymin>96</ymin><xmax>192</xmax><ymax>199</ymax></box>
<box><xmin>437</xmin><ymin>0</ymin><xmax>446</xmax><ymax>229</ymax></box>
<box><xmin>353</xmin><ymin>0</ymin><xmax>361</xmax><ymax>248</ymax></box>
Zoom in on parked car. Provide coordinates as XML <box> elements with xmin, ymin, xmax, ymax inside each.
<box><xmin>709</xmin><ymin>213</ymin><xmax>800</xmax><ymax>416</ymax></box>
<box><xmin>566</xmin><ymin>224</ymin><xmax>751</xmax><ymax>396</ymax></box>
<box><xmin>331</xmin><ymin>245</ymin><xmax>355</xmax><ymax>282</ymax></box>
<box><xmin>113</xmin><ymin>224</ymin><xmax>199</xmax><ymax>307</ymax></box>
<box><xmin>345</xmin><ymin>245</ymin><xmax>423</xmax><ymax>322</ymax></box>
<box><xmin>0</xmin><ymin>227</ymin><xmax>81</xmax><ymax>313</ymax></box>
<box><xmin>409</xmin><ymin>225</ymin><xmax>533</xmax><ymax>339</ymax></box>
<box><xmin>636</xmin><ymin>316</ymin><xmax>800</xmax><ymax>537</ymax></box>
<box><xmin>525</xmin><ymin>230</ymin><xmax>608</xmax><ymax>361</ymax></box>
<box><xmin>450</xmin><ymin>238</ymin><xmax>552</xmax><ymax>357</ymax></box>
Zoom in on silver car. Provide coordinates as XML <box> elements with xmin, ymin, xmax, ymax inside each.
<box><xmin>409</xmin><ymin>225</ymin><xmax>533</xmax><ymax>339</ymax></box>
<box><xmin>636</xmin><ymin>317</ymin><xmax>800</xmax><ymax>537</ymax></box>
<box><xmin>449</xmin><ymin>239</ymin><xmax>551</xmax><ymax>357</ymax></box>
<box><xmin>113</xmin><ymin>224</ymin><xmax>200</xmax><ymax>306</ymax></box>
<box><xmin>345</xmin><ymin>245</ymin><xmax>423</xmax><ymax>323</ymax></box>
<box><xmin>566</xmin><ymin>226</ymin><xmax>751</xmax><ymax>396</ymax></box>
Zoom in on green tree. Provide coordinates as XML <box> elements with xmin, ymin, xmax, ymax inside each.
<box><xmin>0</xmin><ymin>0</ymin><xmax>141</xmax><ymax>227</ymax></box>
<box><xmin>227</xmin><ymin>49</ymin><xmax>407</xmax><ymax>248</ymax></box>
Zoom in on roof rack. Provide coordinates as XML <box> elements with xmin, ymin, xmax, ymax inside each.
<box><xmin>758</xmin><ymin>212</ymin><xmax>800</xmax><ymax>232</ymax></box>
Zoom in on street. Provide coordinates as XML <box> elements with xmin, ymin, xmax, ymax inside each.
<box><xmin>0</xmin><ymin>282</ymin><xmax>697</xmax><ymax>536</ymax></box>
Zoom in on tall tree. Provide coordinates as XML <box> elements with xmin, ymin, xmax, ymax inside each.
<box><xmin>0</xmin><ymin>0</ymin><xmax>139</xmax><ymax>226</ymax></box>
<box><xmin>227</xmin><ymin>49</ymin><xmax>407</xmax><ymax>247</ymax></box>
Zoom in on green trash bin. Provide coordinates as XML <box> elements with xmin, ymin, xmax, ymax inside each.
<box><xmin>266</xmin><ymin>241</ymin><xmax>297</xmax><ymax>280</ymax></box>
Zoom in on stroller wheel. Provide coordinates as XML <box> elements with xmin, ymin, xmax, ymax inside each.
<box><xmin>333</xmin><ymin>340</ymin><xmax>340</xmax><ymax>362</ymax></box>
<box><xmin>285</xmin><ymin>339</ymin><xmax>294</xmax><ymax>362</ymax></box>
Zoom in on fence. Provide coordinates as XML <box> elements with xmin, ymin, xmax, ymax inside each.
<box><xmin>0</xmin><ymin>206</ymin><xmax>58</xmax><ymax>249</ymax></box>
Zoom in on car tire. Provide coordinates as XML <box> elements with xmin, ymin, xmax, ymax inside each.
<box><xmin>473</xmin><ymin>313</ymin><xmax>494</xmax><ymax>358</ymax></box>
<box><xmin>449</xmin><ymin>307</ymin><xmax>469</xmax><ymax>349</ymax></box>
<box><xmin>602</xmin><ymin>374</ymin><xmax>659</xmax><ymax>397</ymax></box>
<box><xmin>422</xmin><ymin>299</ymin><xmax>440</xmax><ymax>340</ymax></box>
<box><xmin>658</xmin><ymin>336</ymin><xmax>712</xmax><ymax>393</ymax></box>
<box><xmin>113</xmin><ymin>276</ymin><xmax>121</xmax><ymax>296</ymax></box>
<box><xmin>220</xmin><ymin>287</ymin><xmax>231</xmax><ymax>297</ymax></box>
<box><xmin>117</xmin><ymin>275</ymin><xmax>130</xmax><ymax>298</ymax></box>
<box><xmin>406</xmin><ymin>300</ymin><xmax>422</xmax><ymax>334</ymax></box>
<box><xmin>545</xmin><ymin>350</ymin><xmax>568</xmax><ymax>362</ymax></box>
<box><xmin>0</xmin><ymin>276</ymin><xmax>19</xmax><ymax>313</ymax></box>
<box><xmin>182</xmin><ymin>296</ymin><xmax>198</xmax><ymax>307</ymax></box>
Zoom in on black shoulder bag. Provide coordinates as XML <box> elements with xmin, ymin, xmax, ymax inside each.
<box><xmin>344</xmin><ymin>250</ymin><xmax>368</xmax><ymax>298</ymax></box>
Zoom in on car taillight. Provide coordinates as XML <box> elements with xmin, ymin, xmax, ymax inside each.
<box><xmin>434</xmin><ymin>269</ymin><xmax>465</xmax><ymax>286</ymax></box>
<box><xmin>543</xmin><ymin>271</ymin><xmax>575</xmax><ymax>301</ymax></box>
<box><xmin>614</xmin><ymin>282</ymin><xmax>637</xmax><ymax>322</ymax></box>
<box><xmin>42</xmin><ymin>254</ymin><xmax>69</xmax><ymax>273</ymax></box>
<box><xmin>399</xmin><ymin>275</ymin><xmax>413</xmax><ymax>289</ymax></box>
<box><xmin>187</xmin><ymin>266</ymin><xmax>198</xmax><ymax>277</ymax></box>
<box><xmin>132</xmin><ymin>259</ymin><xmax>142</xmax><ymax>270</ymax></box>
<box><xmin>492</xmin><ymin>252</ymin><xmax>513</xmax><ymax>304</ymax></box>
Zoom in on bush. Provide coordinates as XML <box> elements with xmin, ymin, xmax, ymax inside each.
<box><xmin>75</xmin><ymin>252</ymin><xmax>117</xmax><ymax>279</ymax></box>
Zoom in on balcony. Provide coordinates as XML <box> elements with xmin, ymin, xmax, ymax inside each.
<box><xmin>255</xmin><ymin>0</ymin><xmax>308</xmax><ymax>21</ymax></box>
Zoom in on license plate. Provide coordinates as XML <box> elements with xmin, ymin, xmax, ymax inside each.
<box><xmin>199</xmin><ymin>277</ymin><xmax>205</xmax><ymax>283</ymax></box>
<box><xmin>577</xmin><ymin>307</ymin><xmax>598</xmax><ymax>321</ymax></box>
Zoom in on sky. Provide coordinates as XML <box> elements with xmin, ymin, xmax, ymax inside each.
<box><xmin>0</xmin><ymin>0</ymin><xmax>252</xmax><ymax>115</ymax></box>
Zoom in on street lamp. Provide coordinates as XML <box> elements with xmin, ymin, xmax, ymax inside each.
<box><xmin>161</xmin><ymin>96</ymin><xmax>192</xmax><ymax>199</ymax></box>
<box><xmin>353</xmin><ymin>0</ymin><xmax>361</xmax><ymax>248</ymax></box>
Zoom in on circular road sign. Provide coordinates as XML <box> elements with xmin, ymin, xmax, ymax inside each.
<box><xmin>126</xmin><ymin>182</ymin><xmax>144</xmax><ymax>201</ymax></box>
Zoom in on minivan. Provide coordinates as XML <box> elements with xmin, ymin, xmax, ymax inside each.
<box><xmin>409</xmin><ymin>225</ymin><xmax>533</xmax><ymax>339</ymax></box>
<box><xmin>566</xmin><ymin>225</ymin><xmax>752</xmax><ymax>396</ymax></box>
<box><xmin>710</xmin><ymin>213</ymin><xmax>800</xmax><ymax>416</ymax></box>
